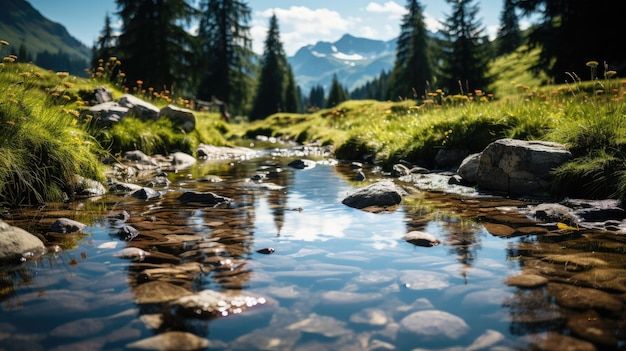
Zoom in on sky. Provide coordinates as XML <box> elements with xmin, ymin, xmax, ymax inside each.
<box><xmin>27</xmin><ymin>0</ymin><xmax>535</xmax><ymax>57</ymax></box>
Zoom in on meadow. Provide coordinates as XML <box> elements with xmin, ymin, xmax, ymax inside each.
<box><xmin>1</xmin><ymin>40</ymin><xmax>625</xmax><ymax>206</ymax></box>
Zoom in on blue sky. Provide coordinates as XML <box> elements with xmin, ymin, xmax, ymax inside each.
<box><xmin>28</xmin><ymin>1</ymin><xmax>534</xmax><ymax>56</ymax></box>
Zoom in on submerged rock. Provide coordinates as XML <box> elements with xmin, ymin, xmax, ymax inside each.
<box><xmin>134</xmin><ymin>281</ymin><xmax>193</xmax><ymax>304</ymax></box>
<box><xmin>126</xmin><ymin>331</ymin><xmax>210</xmax><ymax>351</ymax></box>
<box><xmin>399</xmin><ymin>309</ymin><xmax>469</xmax><ymax>340</ymax></box>
<box><xmin>168</xmin><ymin>289</ymin><xmax>268</xmax><ymax>318</ymax></box>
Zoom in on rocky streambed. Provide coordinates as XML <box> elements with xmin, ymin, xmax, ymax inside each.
<box><xmin>0</xmin><ymin>142</ymin><xmax>625</xmax><ymax>350</ymax></box>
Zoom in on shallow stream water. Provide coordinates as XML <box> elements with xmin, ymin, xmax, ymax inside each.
<box><xmin>0</xmin><ymin>146</ymin><xmax>624</xmax><ymax>350</ymax></box>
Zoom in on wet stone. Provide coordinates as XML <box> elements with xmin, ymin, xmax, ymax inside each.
<box><xmin>506</xmin><ymin>274</ymin><xmax>549</xmax><ymax>289</ymax></box>
<box><xmin>49</xmin><ymin>217</ymin><xmax>86</xmax><ymax>234</ymax></box>
<box><xmin>541</xmin><ymin>254</ymin><xmax>608</xmax><ymax>271</ymax></box>
<box><xmin>349</xmin><ymin>308</ymin><xmax>388</xmax><ymax>326</ymax></box>
<box><xmin>514</xmin><ymin>226</ymin><xmax>549</xmax><ymax>235</ymax></box>
<box><xmin>567</xmin><ymin>310</ymin><xmax>619</xmax><ymax>348</ymax></box>
<box><xmin>403</xmin><ymin>231</ymin><xmax>441</xmax><ymax>247</ymax></box>
<box><xmin>482</xmin><ymin>222</ymin><xmax>515</xmax><ymax>238</ymax></box>
<box><xmin>113</xmin><ymin>247</ymin><xmax>151</xmax><ymax>261</ymax></box>
<box><xmin>126</xmin><ymin>331</ymin><xmax>210</xmax><ymax>351</ymax></box>
<box><xmin>168</xmin><ymin>289</ymin><xmax>268</xmax><ymax>318</ymax></box>
<box><xmin>548</xmin><ymin>283</ymin><xmax>624</xmax><ymax>313</ymax></box>
<box><xmin>519</xmin><ymin>331</ymin><xmax>597</xmax><ymax>351</ymax></box>
<box><xmin>130</xmin><ymin>187</ymin><xmax>160</xmax><ymax>200</ymax></box>
<box><xmin>399</xmin><ymin>309</ymin><xmax>469</xmax><ymax>340</ymax></box>
<box><xmin>115</xmin><ymin>225</ymin><xmax>139</xmax><ymax>241</ymax></box>
<box><xmin>134</xmin><ymin>281</ymin><xmax>193</xmax><ymax>304</ymax></box>
<box><xmin>177</xmin><ymin>191</ymin><xmax>233</xmax><ymax>206</ymax></box>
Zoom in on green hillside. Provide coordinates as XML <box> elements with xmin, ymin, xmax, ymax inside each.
<box><xmin>0</xmin><ymin>0</ymin><xmax>91</xmax><ymax>74</ymax></box>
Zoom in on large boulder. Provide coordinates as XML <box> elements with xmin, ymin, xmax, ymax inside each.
<box><xmin>159</xmin><ymin>104</ymin><xmax>196</xmax><ymax>132</ymax></box>
<box><xmin>118</xmin><ymin>94</ymin><xmax>159</xmax><ymax>120</ymax></box>
<box><xmin>472</xmin><ymin>139</ymin><xmax>571</xmax><ymax>195</ymax></box>
<box><xmin>0</xmin><ymin>220</ymin><xmax>46</xmax><ymax>263</ymax></box>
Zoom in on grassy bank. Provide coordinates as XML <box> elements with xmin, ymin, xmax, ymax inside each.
<box><xmin>2</xmin><ymin>41</ymin><xmax>625</xmax><ymax>206</ymax></box>
<box><xmin>231</xmin><ymin>69</ymin><xmax>626</xmax><ymax>201</ymax></box>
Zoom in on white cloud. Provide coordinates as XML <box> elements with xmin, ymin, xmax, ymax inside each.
<box><xmin>424</xmin><ymin>13</ymin><xmax>444</xmax><ymax>33</ymax></box>
<box><xmin>365</xmin><ymin>1</ymin><xmax>406</xmax><ymax>20</ymax></box>
<box><xmin>252</xmin><ymin>6</ymin><xmax>354</xmax><ymax>56</ymax></box>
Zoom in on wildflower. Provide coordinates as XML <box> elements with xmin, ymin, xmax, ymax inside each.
<box><xmin>97</xmin><ymin>66</ymin><xmax>104</xmax><ymax>71</ymax></box>
<box><xmin>109</xmin><ymin>56</ymin><xmax>117</xmax><ymax>61</ymax></box>
<box><xmin>118</xmin><ymin>72</ymin><xmax>126</xmax><ymax>78</ymax></box>
<box><xmin>0</xmin><ymin>40</ymin><xmax>9</xmax><ymax>46</ymax></box>
<box><xmin>56</xmin><ymin>72</ymin><xmax>69</xmax><ymax>79</ymax></box>
<box><xmin>34</xmin><ymin>72</ymin><xmax>44</xmax><ymax>78</ymax></box>
<box><xmin>3</xmin><ymin>56</ymin><xmax>15</xmax><ymax>63</ymax></box>
<box><xmin>62</xmin><ymin>95</ymin><xmax>71</xmax><ymax>101</ymax></box>
<box><xmin>6</xmin><ymin>121</ymin><xmax>15</xmax><ymax>126</ymax></box>
<box><xmin>20</xmin><ymin>72</ymin><xmax>31</xmax><ymax>78</ymax></box>
<box><xmin>605</xmin><ymin>70</ymin><xmax>617</xmax><ymax>78</ymax></box>
<box><xmin>63</xmin><ymin>82</ymin><xmax>75</xmax><ymax>88</ymax></box>
<box><xmin>8</xmin><ymin>98</ymin><xmax>17</xmax><ymax>104</ymax></box>
<box><xmin>98</xmin><ymin>58</ymin><xmax>104</xmax><ymax>63</ymax></box>
<box><xmin>136</xmin><ymin>80</ymin><xmax>143</xmax><ymax>85</ymax></box>
<box><xmin>586</xmin><ymin>61</ymin><xmax>599</xmax><ymax>68</ymax></box>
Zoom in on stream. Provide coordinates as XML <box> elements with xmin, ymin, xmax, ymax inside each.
<box><xmin>0</xmin><ymin>145</ymin><xmax>624</xmax><ymax>351</ymax></box>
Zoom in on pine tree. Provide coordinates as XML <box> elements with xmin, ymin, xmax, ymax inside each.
<box><xmin>351</xmin><ymin>70</ymin><xmax>390</xmax><ymax>101</ymax></box>
<box><xmin>196</xmin><ymin>0</ymin><xmax>254</xmax><ymax>116</ymax></box>
<box><xmin>496</xmin><ymin>0</ymin><xmax>522</xmax><ymax>56</ymax></box>
<box><xmin>92</xmin><ymin>13</ymin><xmax>117</xmax><ymax>67</ymax></box>
<box><xmin>250</xmin><ymin>14</ymin><xmax>290</xmax><ymax>120</ymax></box>
<box><xmin>516</xmin><ymin>0</ymin><xmax>624</xmax><ymax>82</ymax></box>
<box><xmin>439</xmin><ymin>0</ymin><xmax>491</xmax><ymax>95</ymax></box>
<box><xmin>284</xmin><ymin>65</ymin><xmax>300</xmax><ymax>113</ymax></box>
<box><xmin>307</xmin><ymin>85</ymin><xmax>325</xmax><ymax>111</ymax></box>
<box><xmin>326</xmin><ymin>73</ymin><xmax>348</xmax><ymax>108</ymax></box>
<box><xmin>116</xmin><ymin>0</ymin><xmax>197</xmax><ymax>95</ymax></box>
<box><xmin>387</xmin><ymin>0</ymin><xmax>432</xmax><ymax>101</ymax></box>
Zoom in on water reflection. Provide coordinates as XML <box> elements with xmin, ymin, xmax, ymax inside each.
<box><xmin>0</xmin><ymin>151</ymin><xmax>625</xmax><ymax>350</ymax></box>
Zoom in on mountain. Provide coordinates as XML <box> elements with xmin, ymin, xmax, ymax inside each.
<box><xmin>0</xmin><ymin>0</ymin><xmax>91</xmax><ymax>75</ymax></box>
<box><xmin>288</xmin><ymin>34</ymin><xmax>396</xmax><ymax>95</ymax></box>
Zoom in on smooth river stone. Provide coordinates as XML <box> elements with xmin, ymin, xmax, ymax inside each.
<box><xmin>482</xmin><ymin>222</ymin><xmax>515</xmax><ymax>237</ymax></box>
<box><xmin>126</xmin><ymin>331</ymin><xmax>209</xmax><ymax>351</ymax></box>
<box><xmin>134</xmin><ymin>281</ymin><xmax>192</xmax><ymax>304</ymax></box>
<box><xmin>349</xmin><ymin>308</ymin><xmax>388</xmax><ymax>326</ymax></box>
<box><xmin>506</xmin><ymin>274</ymin><xmax>549</xmax><ymax>288</ymax></box>
<box><xmin>548</xmin><ymin>283</ymin><xmax>623</xmax><ymax>312</ymax></box>
<box><xmin>399</xmin><ymin>309</ymin><xmax>469</xmax><ymax>340</ymax></box>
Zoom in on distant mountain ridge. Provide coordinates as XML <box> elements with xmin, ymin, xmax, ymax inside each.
<box><xmin>0</xmin><ymin>0</ymin><xmax>91</xmax><ymax>74</ymax></box>
<box><xmin>288</xmin><ymin>34</ymin><xmax>397</xmax><ymax>95</ymax></box>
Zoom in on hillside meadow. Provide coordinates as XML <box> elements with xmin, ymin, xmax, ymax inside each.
<box><xmin>1</xmin><ymin>42</ymin><xmax>626</xmax><ymax>206</ymax></box>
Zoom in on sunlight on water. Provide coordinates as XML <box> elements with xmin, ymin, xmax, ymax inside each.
<box><xmin>0</xmin><ymin>152</ymin><xmax>624</xmax><ymax>351</ymax></box>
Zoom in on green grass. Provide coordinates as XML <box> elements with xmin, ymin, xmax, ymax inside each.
<box><xmin>3</xmin><ymin>40</ymin><xmax>626</xmax><ymax>205</ymax></box>
<box><xmin>0</xmin><ymin>61</ymin><xmax>104</xmax><ymax>206</ymax></box>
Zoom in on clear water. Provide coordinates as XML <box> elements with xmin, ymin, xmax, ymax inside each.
<box><xmin>0</xmin><ymin>151</ymin><xmax>623</xmax><ymax>350</ymax></box>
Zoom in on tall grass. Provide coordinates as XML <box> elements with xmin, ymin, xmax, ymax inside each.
<box><xmin>0</xmin><ymin>54</ymin><xmax>104</xmax><ymax>206</ymax></box>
